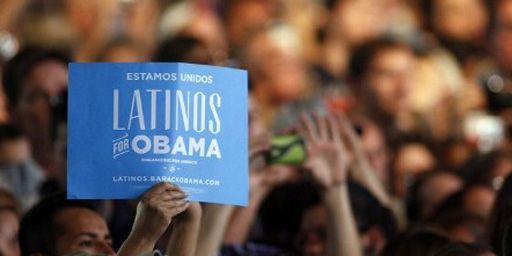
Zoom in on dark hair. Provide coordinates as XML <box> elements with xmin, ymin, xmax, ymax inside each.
<box><xmin>324</xmin><ymin>0</ymin><xmax>339</xmax><ymax>9</ymax></box>
<box><xmin>492</xmin><ymin>174</ymin><xmax>512</xmax><ymax>214</ymax></box>
<box><xmin>258</xmin><ymin>181</ymin><xmax>321</xmax><ymax>249</ymax></box>
<box><xmin>429</xmin><ymin>189</ymin><xmax>464</xmax><ymax>220</ymax></box>
<box><xmin>434</xmin><ymin>242</ymin><xmax>483</xmax><ymax>256</ymax></box>
<box><xmin>418</xmin><ymin>0</ymin><xmax>434</xmax><ymax>30</ymax></box>
<box><xmin>348</xmin><ymin>37</ymin><xmax>412</xmax><ymax>83</ymax></box>
<box><xmin>348</xmin><ymin>181</ymin><xmax>397</xmax><ymax>238</ymax></box>
<box><xmin>0</xmin><ymin>124</ymin><xmax>24</xmax><ymax>144</ymax></box>
<box><xmin>19</xmin><ymin>192</ymin><xmax>99</xmax><ymax>256</ymax></box>
<box><xmin>381</xmin><ymin>228</ymin><xmax>452</xmax><ymax>256</ymax></box>
<box><xmin>430</xmin><ymin>208</ymin><xmax>487</xmax><ymax>243</ymax></box>
<box><xmin>153</xmin><ymin>35</ymin><xmax>208</xmax><ymax>63</ymax></box>
<box><xmin>2</xmin><ymin>47</ymin><xmax>70</xmax><ymax>108</ymax></box>
<box><xmin>488</xmin><ymin>206</ymin><xmax>512</xmax><ymax>256</ymax></box>
<box><xmin>458</xmin><ymin>151</ymin><xmax>510</xmax><ymax>184</ymax></box>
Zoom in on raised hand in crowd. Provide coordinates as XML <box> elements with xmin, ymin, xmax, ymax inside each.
<box><xmin>300</xmin><ymin>113</ymin><xmax>362</xmax><ymax>256</ymax></box>
<box><xmin>337</xmin><ymin>114</ymin><xmax>392</xmax><ymax>207</ymax></box>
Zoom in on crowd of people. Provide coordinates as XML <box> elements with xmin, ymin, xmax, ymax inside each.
<box><xmin>0</xmin><ymin>0</ymin><xmax>511</xmax><ymax>255</ymax></box>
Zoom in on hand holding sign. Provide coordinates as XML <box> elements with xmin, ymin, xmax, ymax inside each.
<box><xmin>119</xmin><ymin>182</ymin><xmax>201</xmax><ymax>256</ymax></box>
<box><xmin>132</xmin><ymin>183</ymin><xmax>189</xmax><ymax>241</ymax></box>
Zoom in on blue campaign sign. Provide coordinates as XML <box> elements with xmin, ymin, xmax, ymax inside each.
<box><xmin>68</xmin><ymin>63</ymin><xmax>248</xmax><ymax>206</ymax></box>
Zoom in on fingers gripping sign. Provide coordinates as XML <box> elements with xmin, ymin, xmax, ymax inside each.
<box><xmin>132</xmin><ymin>182</ymin><xmax>189</xmax><ymax>242</ymax></box>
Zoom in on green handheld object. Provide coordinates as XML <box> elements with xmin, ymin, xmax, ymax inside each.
<box><xmin>267</xmin><ymin>135</ymin><xmax>306</xmax><ymax>165</ymax></box>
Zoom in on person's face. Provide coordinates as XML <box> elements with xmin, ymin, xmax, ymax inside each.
<box><xmin>248</xmin><ymin>32</ymin><xmax>308</xmax><ymax>104</ymax></box>
<box><xmin>333</xmin><ymin>0</ymin><xmax>388</xmax><ymax>46</ymax></box>
<box><xmin>183</xmin><ymin>12</ymin><xmax>228</xmax><ymax>65</ymax></box>
<box><xmin>225</xmin><ymin>1</ymin><xmax>272</xmax><ymax>49</ymax></box>
<box><xmin>433</xmin><ymin>0</ymin><xmax>489</xmax><ymax>41</ymax></box>
<box><xmin>0</xmin><ymin>211</ymin><xmax>20</xmax><ymax>256</ymax></box>
<box><xmin>54</xmin><ymin>208</ymin><xmax>115</xmax><ymax>256</ymax></box>
<box><xmin>16</xmin><ymin>60</ymin><xmax>67</xmax><ymax>130</ymax></box>
<box><xmin>267</xmin><ymin>50</ymin><xmax>307</xmax><ymax>103</ymax></box>
<box><xmin>365</xmin><ymin>48</ymin><xmax>415</xmax><ymax>116</ymax></box>
<box><xmin>494</xmin><ymin>0</ymin><xmax>512</xmax><ymax>75</ymax></box>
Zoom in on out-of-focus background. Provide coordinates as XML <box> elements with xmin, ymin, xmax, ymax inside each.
<box><xmin>0</xmin><ymin>0</ymin><xmax>511</xmax><ymax>255</ymax></box>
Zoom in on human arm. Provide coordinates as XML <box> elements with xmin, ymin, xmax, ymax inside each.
<box><xmin>300</xmin><ymin>113</ymin><xmax>363</xmax><ymax>256</ymax></box>
<box><xmin>195</xmin><ymin>204</ymin><xmax>235</xmax><ymax>256</ymax></box>
<box><xmin>117</xmin><ymin>182</ymin><xmax>189</xmax><ymax>256</ymax></box>
<box><xmin>166</xmin><ymin>202</ymin><xmax>202</xmax><ymax>256</ymax></box>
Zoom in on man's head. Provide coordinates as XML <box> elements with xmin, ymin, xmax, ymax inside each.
<box><xmin>158</xmin><ymin>2</ymin><xmax>228</xmax><ymax>65</ymax></box>
<box><xmin>2</xmin><ymin>47</ymin><xmax>69</xmax><ymax>171</ymax></box>
<box><xmin>154</xmin><ymin>35</ymin><xmax>211</xmax><ymax>64</ymax></box>
<box><xmin>349</xmin><ymin>38</ymin><xmax>416</xmax><ymax>119</ymax></box>
<box><xmin>242</xmin><ymin>24</ymin><xmax>308</xmax><ymax>105</ymax></box>
<box><xmin>326</xmin><ymin>0</ymin><xmax>389</xmax><ymax>46</ymax></box>
<box><xmin>2</xmin><ymin>47</ymin><xmax>69</xmax><ymax>120</ymax></box>
<box><xmin>423</xmin><ymin>0</ymin><xmax>489</xmax><ymax>42</ymax></box>
<box><xmin>223</xmin><ymin>0</ymin><xmax>273</xmax><ymax>52</ymax></box>
<box><xmin>19</xmin><ymin>193</ymin><xmax>115</xmax><ymax>256</ymax></box>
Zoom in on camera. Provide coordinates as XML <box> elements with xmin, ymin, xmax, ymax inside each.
<box><xmin>266</xmin><ymin>135</ymin><xmax>306</xmax><ymax>166</ymax></box>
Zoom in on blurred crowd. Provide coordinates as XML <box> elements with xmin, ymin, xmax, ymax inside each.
<box><xmin>0</xmin><ymin>0</ymin><xmax>512</xmax><ymax>255</ymax></box>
